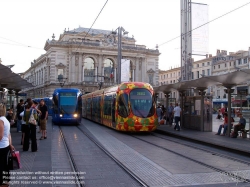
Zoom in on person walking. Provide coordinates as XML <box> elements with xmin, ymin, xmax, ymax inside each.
<box><xmin>16</xmin><ymin>99</ymin><xmax>24</xmax><ymax>132</ymax></box>
<box><xmin>38</xmin><ymin>99</ymin><xmax>48</xmax><ymax>140</ymax></box>
<box><xmin>173</xmin><ymin>103</ymin><xmax>181</xmax><ymax>131</ymax></box>
<box><xmin>23</xmin><ymin>101</ymin><xmax>38</xmax><ymax>152</ymax></box>
<box><xmin>0</xmin><ymin>103</ymin><xmax>15</xmax><ymax>187</ymax></box>
<box><xmin>167</xmin><ymin>103</ymin><xmax>174</xmax><ymax>125</ymax></box>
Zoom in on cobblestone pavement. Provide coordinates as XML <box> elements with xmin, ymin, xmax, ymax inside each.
<box><xmin>82</xmin><ymin>119</ymin><xmax>250</xmax><ymax>187</ymax></box>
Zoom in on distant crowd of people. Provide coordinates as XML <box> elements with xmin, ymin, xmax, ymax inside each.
<box><xmin>157</xmin><ymin>103</ymin><xmax>182</xmax><ymax>131</ymax></box>
<box><xmin>0</xmin><ymin>98</ymin><xmax>48</xmax><ymax>186</ymax></box>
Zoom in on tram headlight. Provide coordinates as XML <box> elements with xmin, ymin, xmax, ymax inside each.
<box><xmin>59</xmin><ymin>114</ymin><xmax>63</xmax><ymax>117</ymax></box>
<box><xmin>73</xmin><ymin>114</ymin><xmax>78</xmax><ymax>118</ymax></box>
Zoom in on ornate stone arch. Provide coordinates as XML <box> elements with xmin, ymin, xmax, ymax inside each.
<box><xmin>102</xmin><ymin>56</ymin><xmax>116</xmax><ymax>67</ymax></box>
<box><xmin>82</xmin><ymin>55</ymin><xmax>98</xmax><ymax>66</ymax></box>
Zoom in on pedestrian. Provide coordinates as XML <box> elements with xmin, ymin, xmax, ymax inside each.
<box><xmin>23</xmin><ymin>100</ymin><xmax>38</xmax><ymax>152</ymax></box>
<box><xmin>156</xmin><ymin>105</ymin><xmax>163</xmax><ymax>124</ymax></box>
<box><xmin>231</xmin><ymin>113</ymin><xmax>246</xmax><ymax>138</ymax></box>
<box><xmin>6</xmin><ymin>109</ymin><xmax>14</xmax><ymax>126</ymax></box>
<box><xmin>215</xmin><ymin>113</ymin><xmax>229</xmax><ymax>136</ymax></box>
<box><xmin>167</xmin><ymin>103</ymin><xmax>174</xmax><ymax>125</ymax></box>
<box><xmin>38</xmin><ymin>99</ymin><xmax>48</xmax><ymax>140</ymax></box>
<box><xmin>16</xmin><ymin>99</ymin><xmax>24</xmax><ymax>132</ymax></box>
<box><xmin>173</xmin><ymin>103</ymin><xmax>181</xmax><ymax>131</ymax></box>
<box><xmin>0</xmin><ymin>103</ymin><xmax>15</xmax><ymax>187</ymax></box>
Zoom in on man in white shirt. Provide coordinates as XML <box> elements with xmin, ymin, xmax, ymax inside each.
<box><xmin>173</xmin><ymin>103</ymin><xmax>182</xmax><ymax>131</ymax></box>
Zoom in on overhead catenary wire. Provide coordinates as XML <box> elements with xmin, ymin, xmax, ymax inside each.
<box><xmin>0</xmin><ymin>36</ymin><xmax>44</xmax><ymax>50</ymax></box>
<box><xmin>159</xmin><ymin>1</ymin><xmax>250</xmax><ymax>47</ymax></box>
<box><xmin>73</xmin><ymin>0</ymin><xmax>109</xmax><ymax>54</ymax></box>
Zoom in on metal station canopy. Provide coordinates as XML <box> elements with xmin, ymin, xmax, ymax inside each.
<box><xmin>157</xmin><ymin>69</ymin><xmax>250</xmax><ymax>93</ymax></box>
<box><xmin>0</xmin><ymin>63</ymin><xmax>33</xmax><ymax>90</ymax></box>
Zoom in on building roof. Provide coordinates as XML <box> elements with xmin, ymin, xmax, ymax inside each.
<box><xmin>68</xmin><ymin>27</ymin><xmax>112</xmax><ymax>35</ymax></box>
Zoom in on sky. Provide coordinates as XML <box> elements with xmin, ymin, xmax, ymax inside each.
<box><xmin>1</xmin><ymin>0</ymin><xmax>250</xmax><ymax>73</ymax></box>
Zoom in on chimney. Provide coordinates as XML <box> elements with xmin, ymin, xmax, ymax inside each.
<box><xmin>216</xmin><ymin>49</ymin><xmax>220</xmax><ymax>55</ymax></box>
<box><xmin>209</xmin><ymin>54</ymin><xmax>212</xmax><ymax>58</ymax></box>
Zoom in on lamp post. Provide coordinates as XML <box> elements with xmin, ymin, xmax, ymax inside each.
<box><xmin>110</xmin><ymin>27</ymin><xmax>129</xmax><ymax>84</ymax></box>
<box><xmin>58</xmin><ymin>74</ymin><xmax>67</xmax><ymax>87</ymax></box>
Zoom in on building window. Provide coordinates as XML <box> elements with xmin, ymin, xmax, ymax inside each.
<box><xmin>218</xmin><ymin>65</ymin><xmax>220</xmax><ymax>69</ymax></box>
<box><xmin>207</xmin><ymin>62</ymin><xmax>210</xmax><ymax>66</ymax></box>
<box><xmin>225</xmin><ymin>63</ymin><xmax>227</xmax><ymax>67</ymax></box>
<box><xmin>197</xmin><ymin>64</ymin><xmax>199</xmax><ymax>68</ymax></box>
<box><xmin>166</xmin><ymin>81</ymin><xmax>168</xmax><ymax>84</ymax></box>
<box><xmin>167</xmin><ymin>74</ymin><xmax>168</xmax><ymax>78</ymax></box>
<box><xmin>230</xmin><ymin>62</ymin><xmax>231</xmax><ymax>66</ymax></box>
<box><xmin>173</xmin><ymin>80</ymin><xmax>175</xmax><ymax>83</ymax></box>
<box><xmin>171</xmin><ymin>73</ymin><xmax>172</xmax><ymax>78</ymax></box>
<box><xmin>197</xmin><ymin>71</ymin><xmax>199</xmax><ymax>79</ymax></box>
<box><xmin>214</xmin><ymin>66</ymin><xmax>215</xmax><ymax>69</ymax></box>
<box><xmin>164</xmin><ymin>75</ymin><xmax>165</xmax><ymax>79</ymax></box>
<box><xmin>58</xmin><ymin>69</ymin><xmax>64</xmax><ymax>76</ymax></box>
<box><xmin>202</xmin><ymin>70</ymin><xmax>205</xmax><ymax>75</ymax></box>
<box><xmin>178</xmin><ymin>72</ymin><xmax>180</xmax><ymax>76</ymax></box>
<box><xmin>170</xmin><ymin>80</ymin><xmax>172</xmax><ymax>84</ymax></box>
<box><xmin>84</xmin><ymin>57</ymin><xmax>95</xmax><ymax>82</ymax></box>
<box><xmin>238</xmin><ymin>59</ymin><xmax>242</xmax><ymax>65</ymax></box>
<box><xmin>244</xmin><ymin>58</ymin><xmax>247</xmax><ymax>64</ymax></box>
<box><xmin>191</xmin><ymin>72</ymin><xmax>194</xmax><ymax>79</ymax></box>
<box><xmin>207</xmin><ymin>69</ymin><xmax>210</xmax><ymax>76</ymax></box>
<box><xmin>234</xmin><ymin>61</ymin><xmax>236</xmax><ymax>65</ymax></box>
<box><xmin>217</xmin><ymin>90</ymin><xmax>220</xmax><ymax>98</ymax></box>
<box><xmin>202</xmin><ymin>63</ymin><xmax>204</xmax><ymax>66</ymax></box>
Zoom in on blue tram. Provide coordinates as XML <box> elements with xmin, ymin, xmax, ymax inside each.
<box><xmin>51</xmin><ymin>88</ymin><xmax>82</xmax><ymax>125</ymax></box>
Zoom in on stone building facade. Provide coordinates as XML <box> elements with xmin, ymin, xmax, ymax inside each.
<box><xmin>22</xmin><ymin>27</ymin><xmax>160</xmax><ymax>98</ymax></box>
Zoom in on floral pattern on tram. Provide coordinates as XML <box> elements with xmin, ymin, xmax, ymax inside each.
<box><xmin>115</xmin><ymin>82</ymin><xmax>158</xmax><ymax>132</ymax></box>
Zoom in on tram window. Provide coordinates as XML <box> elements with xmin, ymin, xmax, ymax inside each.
<box><xmin>104</xmin><ymin>95</ymin><xmax>112</xmax><ymax>115</ymax></box>
<box><xmin>117</xmin><ymin>93</ymin><xmax>128</xmax><ymax>118</ymax></box>
<box><xmin>130</xmin><ymin>89</ymin><xmax>155</xmax><ymax>117</ymax></box>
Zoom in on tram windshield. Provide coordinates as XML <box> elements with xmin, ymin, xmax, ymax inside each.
<box><xmin>59</xmin><ymin>92</ymin><xmax>77</xmax><ymax>114</ymax></box>
<box><xmin>130</xmin><ymin>89</ymin><xmax>155</xmax><ymax>117</ymax></box>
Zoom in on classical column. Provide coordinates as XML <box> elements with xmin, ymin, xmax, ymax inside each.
<box><xmin>78</xmin><ymin>55</ymin><xmax>82</xmax><ymax>83</ymax></box>
<box><xmin>102</xmin><ymin>66</ymin><xmax>105</xmax><ymax>82</ymax></box>
<box><xmin>114</xmin><ymin>67</ymin><xmax>116</xmax><ymax>84</ymax></box>
<box><xmin>95</xmin><ymin>65</ymin><xmax>97</xmax><ymax>82</ymax></box>
<box><xmin>132</xmin><ymin>66</ymin><xmax>136</xmax><ymax>82</ymax></box>
<box><xmin>71</xmin><ymin>55</ymin><xmax>75</xmax><ymax>82</ymax></box>
<box><xmin>82</xmin><ymin>65</ymin><xmax>85</xmax><ymax>81</ymax></box>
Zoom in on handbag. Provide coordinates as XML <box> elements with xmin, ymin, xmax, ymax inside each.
<box><xmin>8</xmin><ymin>150</ymin><xmax>21</xmax><ymax>170</ymax></box>
<box><xmin>28</xmin><ymin>109</ymin><xmax>37</xmax><ymax>125</ymax></box>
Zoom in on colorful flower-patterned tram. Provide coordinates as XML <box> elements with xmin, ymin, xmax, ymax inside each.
<box><xmin>82</xmin><ymin>82</ymin><xmax>158</xmax><ymax>132</ymax></box>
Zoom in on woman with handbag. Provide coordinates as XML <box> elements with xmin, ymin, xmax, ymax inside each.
<box><xmin>0</xmin><ymin>103</ymin><xmax>15</xmax><ymax>187</ymax></box>
<box><xmin>23</xmin><ymin>101</ymin><xmax>38</xmax><ymax>152</ymax></box>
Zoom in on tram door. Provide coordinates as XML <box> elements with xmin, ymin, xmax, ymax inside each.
<box><xmin>112</xmin><ymin>94</ymin><xmax>116</xmax><ymax>128</ymax></box>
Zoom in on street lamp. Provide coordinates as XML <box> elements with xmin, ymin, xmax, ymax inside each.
<box><xmin>58</xmin><ymin>74</ymin><xmax>67</xmax><ymax>87</ymax></box>
<box><xmin>111</xmin><ymin>27</ymin><xmax>129</xmax><ymax>84</ymax></box>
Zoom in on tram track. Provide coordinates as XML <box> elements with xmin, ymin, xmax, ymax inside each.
<box><xmin>75</xmin><ymin>126</ymin><xmax>149</xmax><ymax>187</ymax></box>
<box><xmin>151</xmin><ymin>132</ymin><xmax>250</xmax><ymax>166</ymax></box>
<box><xmin>130</xmin><ymin>134</ymin><xmax>250</xmax><ymax>184</ymax></box>
<box><xmin>58</xmin><ymin>125</ymin><xmax>85</xmax><ymax>187</ymax></box>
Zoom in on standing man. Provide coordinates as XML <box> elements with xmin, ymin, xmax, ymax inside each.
<box><xmin>173</xmin><ymin>103</ymin><xmax>182</xmax><ymax>131</ymax></box>
<box><xmin>167</xmin><ymin>103</ymin><xmax>174</xmax><ymax>125</ymax></box>
<box><xmin>16</xmin><ymin>99</ymin><xmax>24</xmax><ymax>132</ymax></box>
<box><xmin>38</xmin><ymin>99</ymin><xmax>48</xmax><ymax>140</ymax></box>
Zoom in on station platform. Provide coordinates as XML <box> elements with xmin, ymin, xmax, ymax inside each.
<box><xmin>156</xmin><ymin>116</ymin><xmax>250</xmax><ymax>155</ymax></box>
